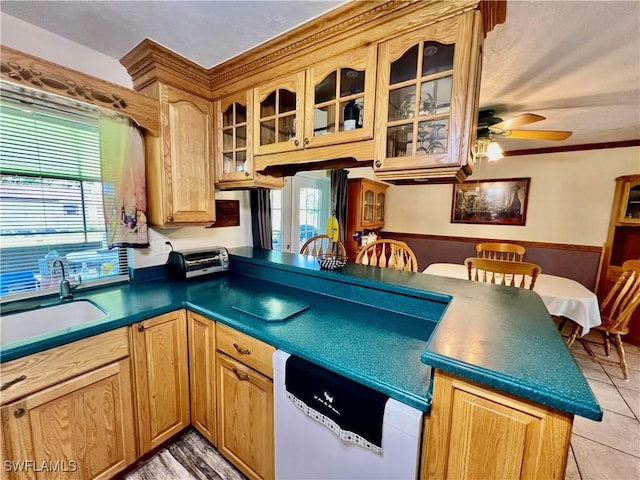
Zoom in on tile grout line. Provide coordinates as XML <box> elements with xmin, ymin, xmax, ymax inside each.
<box><xmin>571</xmin><ymin>431</ymin><xmax>640</xmax><ymax>460</ymax></box>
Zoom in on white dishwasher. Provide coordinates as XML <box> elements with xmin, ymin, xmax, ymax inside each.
<box><xmin>273</xmin><ymin>350</ymin><xmax>423</xmax><ymax>480</ymax></box>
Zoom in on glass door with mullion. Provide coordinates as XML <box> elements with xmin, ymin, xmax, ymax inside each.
<box><xmin>375</xmin><ymin>21</ymin><xmax>459</xmax><ymax>172</ymax></box>
<box><xmin>304</xmin><ymin>46</ymin><xmax>376</xmax><ymax>148</ymax></box>
<box><xmin>253</xmin><ymin>72</ymin><xmax>305</xmax><ymax>156</ymax></box>
<box><xmin>217</xmin><ymin>92</ymin><xmax>251</xmax><ymax>182</ymax></box>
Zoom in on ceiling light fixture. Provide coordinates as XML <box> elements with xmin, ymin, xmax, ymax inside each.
<box><xmin>475</xmin><ymin>137</ymin><xmax>504</xmax><ymax>162</ymax></box>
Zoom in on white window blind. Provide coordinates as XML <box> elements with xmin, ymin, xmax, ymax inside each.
<box><xmin>0</xmin><ymin>98</ymin><xmax>128</xmax><ymax>299</ymax></box>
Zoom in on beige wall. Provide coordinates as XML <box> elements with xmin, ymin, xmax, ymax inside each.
<box><xmin>1</xmin><ymin>13</ymin><xmax>254</xmax><ymax>268</ymax></box>
<box><xmin>380</xmin><ymin>147</ymin><xmax>640</xmax><ymax>246</ymax></box>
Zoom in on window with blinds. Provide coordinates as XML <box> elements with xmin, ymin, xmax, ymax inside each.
<box><xmin>0</xmin><ymin>98</ymin><xmax>129</xmax><ymax>299</ymax></box>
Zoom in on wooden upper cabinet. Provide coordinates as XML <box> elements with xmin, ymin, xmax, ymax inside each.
<box><xmin>619</xmin><ymin>178</ymin><xmax>640</xmax><ymax>225</ymax></box>
<box><xmin>303</xmin><ymin>45</ymin><xmax>376</xmax><ymax>148</ymax></box>
<box><xmin>145</xmin><ymin>83</ymin><xmax>215</xmax><ymax>226</ymax></box>
<box><xmin>374</xmin><ymin>10</ymin><xmax>483</xmax><ymax>183</ymax></box>
<box><xmin>253</xmin><ymin>46</ymin><xmax>377</xmax><ymax>158</ymax></box>
<box><xmin>253</xmin><ymin>72</ymin><xmax>305</xmax><ymax>156</ymax></box>
<box><xmin>215</xmin><ymin>91</ymin><xmax>285</xmax><ymax>190</ymax></box>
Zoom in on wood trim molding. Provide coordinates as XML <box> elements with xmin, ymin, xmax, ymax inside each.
<box><xmin>120</xmin><ymin>39</ymin><xmax>212</xmax><ymax>99</ymax></box>
<box><xmin>504</xmin><ymin>140</ymin><xmax>640</xmax><ymax>157</ymax></box>
<box><xmin>208</xmin><ymin>0</ymin><xmax>500</xmax><ymax>91</ymax></box>
<box><xmin>0</xmin><ymin>45</ymin><xmax>160</xmax><ymax>135</ymax></box>
<box><xmin>382</xmin><ymin>231</ymin><xmax>603</xmax><ymax>253</ymax></box>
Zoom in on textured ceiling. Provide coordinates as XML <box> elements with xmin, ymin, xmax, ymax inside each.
<box><xmin>1</xmin><ymin>0</ymin><xmax>639</xmax><ymax>154</ymax></box>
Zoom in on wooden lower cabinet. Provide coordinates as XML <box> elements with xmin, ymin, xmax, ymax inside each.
<box><xmin>422</xmin><ymin>370</ymin><xmax>573</xmax><ymax>480</ymax></box>
<box><xmin>188</xmin><ymin>311</ymin><xmax>217</xmax><ymax>445</ymax></box>
<box><xmin>1</xmin><ymin>358</ymin><xmax>135</xmax><ymax>480</ymax></box>
<box><xmin>131</xmin><ymin>310</ymin><xmax>190</xmax><ymax>455</ymax></box>
<box><xmin>216</xmin><ymin>351</ymin><xmax>274</xmax><ymax>480</ymax></box>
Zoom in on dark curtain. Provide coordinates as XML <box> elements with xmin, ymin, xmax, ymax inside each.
<box><xmin>250</xmin><ymin>188</ymin><xmax>273</xmax><ymax>249</ymax></box>
<box><xmin>331</xmin><ymin>169</ymin><xmax>348</xmax><ymax>245</ymax></box>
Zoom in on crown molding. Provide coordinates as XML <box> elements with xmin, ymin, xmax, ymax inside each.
<box><xmin>120</xmin><ymin>38</ymin><xmax>212</xmax><ymax>99</ymax></box>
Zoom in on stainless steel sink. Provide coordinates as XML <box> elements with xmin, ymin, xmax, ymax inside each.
<box><xmin>1</xmin><ymin>300</ymin><xmax>107</xmax><ymax>346</ymax></box>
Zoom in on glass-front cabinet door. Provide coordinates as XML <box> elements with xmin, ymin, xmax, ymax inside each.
<box><xmin>304</xmin><ymin>45</ymin><xmax>376</xmax><ymax>148</ymax></box>
<box><xmin>374</xmin><ymin>12</ymin><xmax>481</xmax><ymax>180</ymax></box>
<box><xmin>253</xmin><ymin>72</ymin><xmax>305</xmax><ymax>156</ymax></box>
<box><xmin>375</xmin><ymin>190</ymin><xmax>386</xmax><ymax>224</ymax></box>
<box><xmin>362</xmin><ymin>187</ymin><xmax>375</xmax><ymax>227</ymax></box>
<box><xmin>216</xmin><ymin>91</ymin><xmax>252</xmax><ymax>183</ymax></box>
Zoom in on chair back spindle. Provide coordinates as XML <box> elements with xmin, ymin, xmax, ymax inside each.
<box><xmin>464</xmin><ymin>257</ymin><xmax>541</xmax><ymax>290</ymax></box>
<box><xmin>475</xmin><ymin>242</ymin><xmax>527</xmax><ymax>262</ymax></box>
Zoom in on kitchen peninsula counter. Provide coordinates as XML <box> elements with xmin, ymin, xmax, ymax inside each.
<box><xmin>0</xmin><ymin>247</ymin><xmax>601</xmax><ymax>422</ymax></box>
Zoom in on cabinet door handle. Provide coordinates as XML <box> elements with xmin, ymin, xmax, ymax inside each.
<box><xmin>13</xmin><ymin>408</ymin><xmax>25</xmax><ymax>418</ymax></box>
<box><xmin>375</xmin><ymin>160</ymin><xmax>382</xmax><ymax>168</ymax></box>
<box><xmin>245</xmin><ymin>171</ymin><xmax>250</xmax><ymax>177</ymax></box>
<box><xmin>232</xmin><ymin>367</ymin><xmax>250</xmax><ymax>381</ymax></box>
<box><xmin>1</xmin><ymin>375</ymin><xmax>27</xmax><ymax>391</ymax></box>
<box><xmin>137</xmin><ymin>324</ymin><xmax>144</xmax><ymax>332</ymax></box>
<box><xmin>168</xmin><ymin>215</ymin><xmax>174</xmax><ymax>222</ymax></box>
<box><xmin>233</xmin><ymin>343</ymin><xmax>252</xmax><ymax>355</ymax></box>
<box><xmin>293</xmin><ymin>139</ymin><xmax>300</xmax><ymax>147</ymax></box>
<box><xmin>304</xmin><ymin>137</ymin><xmax>310</xmax><ymax>145</ymax></box>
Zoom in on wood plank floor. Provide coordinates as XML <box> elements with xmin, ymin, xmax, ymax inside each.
<box><xmin>124</xmin><ymin>429</ymin><xmax>246</xmax><ymax>480</ymax></box>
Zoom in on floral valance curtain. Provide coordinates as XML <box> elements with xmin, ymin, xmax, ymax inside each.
<box><xmin>99</xmin><ymin>116</ymin><xmax>149</xmax><ymax>248</ymax></box>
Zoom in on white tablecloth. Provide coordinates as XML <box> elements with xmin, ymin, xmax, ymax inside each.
<box><xmin>423</xmin><ymin>263</ymin><xmax>602</xmax><ymax>336</ymax></box>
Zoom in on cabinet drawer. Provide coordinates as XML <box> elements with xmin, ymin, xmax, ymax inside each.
<box><xmin>216</xmin><ymin>324</ymin><xmax>275</xmax><ymax>378</ymax></box>
<box><xmin>0</xmin><ymin>327</ymin><xmax>130</xmax><ymax>404</ymax></box>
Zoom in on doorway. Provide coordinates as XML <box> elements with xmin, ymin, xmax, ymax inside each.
<box><xmin>271</xmin><ymin>172</ymin><xmax>330</xmax><ymax>253</ymax></box>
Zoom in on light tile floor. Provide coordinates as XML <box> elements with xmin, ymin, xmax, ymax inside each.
<box><xmin>565</xmin><ymin>328</ymin><xmax>640</xmax><ymax>480</ymax></box>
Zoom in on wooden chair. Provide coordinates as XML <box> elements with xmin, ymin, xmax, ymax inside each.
<box><xmin>475</xmin><ymin>242</ymin><xmax>527</xmax><ymax>262</ymax></box>
<box><xmin>567</xmin><ymin>261</ymin><xmax>640</xmax><ymax>380</ymax></box>
<box><xmin>464</xmin><ymin>257</ymin><xmax>541</xmax><ymax>290</ymax></box>
<box><xmin>355</xmin><ymin>239</ymin><xmax>418</xmax><ymax>272</ymax></box>
<box><xmin>299</xmin><ymin>234</ymin><xmax>346</xmax><ymax>257</ymax></box>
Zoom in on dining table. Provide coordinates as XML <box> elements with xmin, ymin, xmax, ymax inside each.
<box><xmin>423</xmin><ymin>263</ymin><xmax>602</xmax><ymax>336</ymax></box>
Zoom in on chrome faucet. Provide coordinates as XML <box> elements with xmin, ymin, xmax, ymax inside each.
<box><xmin>52</xmin><ymin>259</ymin><xmax>80</xmax><ymax>301</ymax></box>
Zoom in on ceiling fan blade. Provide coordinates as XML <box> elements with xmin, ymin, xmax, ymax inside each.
<box><xmin>505</xmin><ymin>129</ymin><xmax>573</xmax><ymax>141</ymax></box>
<box><xmin>491</xmin><ymin>113</ymin><xmax>546</xmax><ymax>131</ymax></box>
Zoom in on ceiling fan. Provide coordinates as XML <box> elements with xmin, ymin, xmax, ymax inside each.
<box><xmin>475</xmin><ymin>109</ymin><xmax>573</xmax><ymax>161</ymax></box>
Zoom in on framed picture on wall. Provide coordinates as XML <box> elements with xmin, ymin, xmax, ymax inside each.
<box><xmin>451</xmin><ymin>178</ymin><xmax>531</xmax><ymax>226</ymax></box>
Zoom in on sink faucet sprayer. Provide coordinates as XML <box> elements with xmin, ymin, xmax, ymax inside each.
<box><xmin>52</xmin><ymin>259</ymin><xmax>81</xmax><ymax>301</ymax></box>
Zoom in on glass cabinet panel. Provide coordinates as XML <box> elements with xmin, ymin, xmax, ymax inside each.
<box><xmin>623</xmin><ymin>183</ymin><xmax>640</xmax><ymax>221</ymax></box>
<box><xmin>376</xmin><ymin>192</ymin><xmax>385</xmax><ymax>223</ymax></box>
<box><xmin>385</xmin><ymin>40</ymin><xmax>454</xmax><ymax>164</ymax></box>
<box><xmin>221</xmin><ymin>102</ymin><xmax>249</xmax><ymax>175</ymax></box>
<box><xmin>259</xmin><ymin>88</ymin><xmax>297</xmax><ymax>146</ymax></box>
<box><xmin>363</xmin><ymin>189</ymin><xmax>374</xmax><ymax>223</ymax></box>
<box><xmin>312</xmin><ymin>67</ymin><xmax>366</xmax><ymax>136</ymax></box>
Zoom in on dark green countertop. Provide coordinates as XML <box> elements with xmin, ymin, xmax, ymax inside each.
<box><xmin>0</xmin><ymin>247</ymin><xmax>602</xmax><ymax>421</ymax></box>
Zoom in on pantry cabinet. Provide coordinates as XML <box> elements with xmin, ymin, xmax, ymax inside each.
<box><xmin>215</xmin><ymin>90</ymin><xmax>284</xmax><ymax>190</ymax></box>
<box><xmin>131</xmin><ymin>310</ymin><xmax>190</xmax><ymax>455</ymax></box>
<box><xmin>423</xmin><ymin>370</ymin><xmax>572</xmax><ymax>480</ymax></box>
<box><xmin>216</xmin><ymin>324</ymin><xmax>275</xmax><ymax>480</ymax></box>
<box><xmin>0</xmin><ymin>328</ymin><xmax>134</xmax><ymax>480</ymax></box>
<box><xmin>143</xmin><ymin>83</ymin><xmax>215</xmax><ymax>225</ymax></box>
<box><xmin>374</xmin><ymin>10</ymin><xmax>483</xmax><ymax>183</ymax></box>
